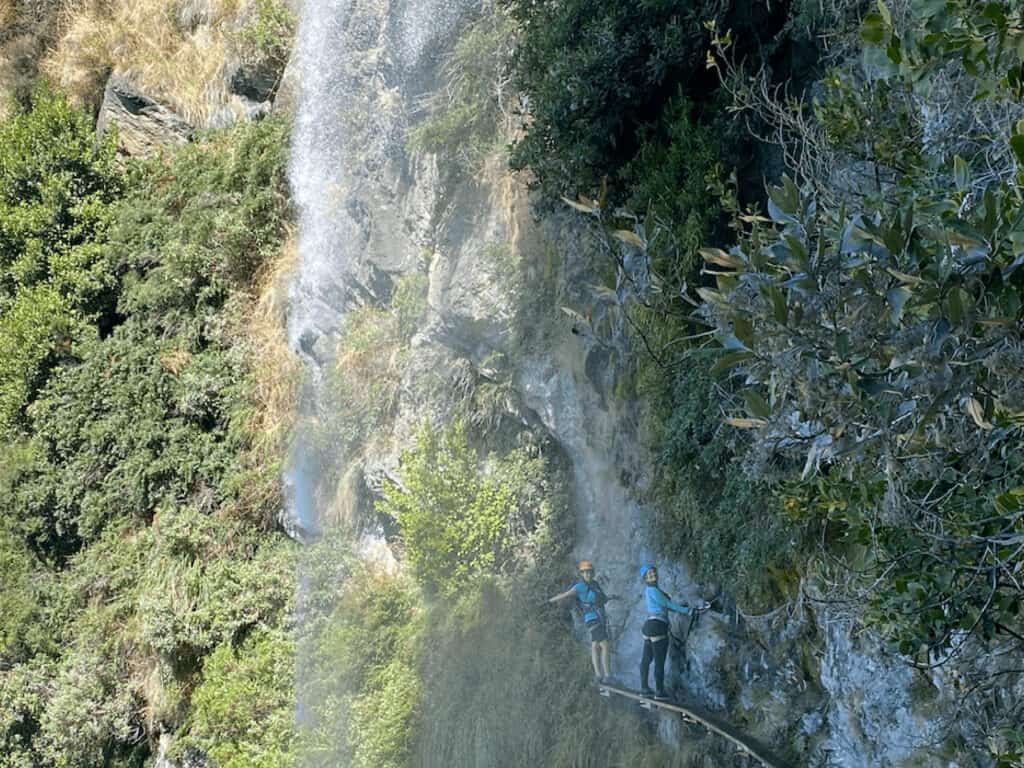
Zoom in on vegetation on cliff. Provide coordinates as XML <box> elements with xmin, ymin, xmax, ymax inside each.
<box><xmin>505</xmin><ymin>0</ymin><xmax>1024</xmax><ymax>759</ymax></box>
<box><xmin>0</xmin><ymin>87</ymin><xmax>297</xmax><ymax>766</ymax></box>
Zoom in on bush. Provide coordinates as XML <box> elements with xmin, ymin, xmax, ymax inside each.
<box><xmin>135</xmin><ymin>508</ymin><xmax>295</xmax><ymax>659</ymax></box>
<box><xmin>240</xmin><ymin>0</ymin><xmax>297</xmax><ymax>72</ymax></box>
<box><xmin>0</xmin><ymin>657</ymin><xmax>55</xmax><ymax>768</ymax></box>
<box><xmin>0</xmin><ymin>112</ymin><xmax>296</xmax><ymax>767</ymax></box>
<box><xmin>297</xmin><ymin>562</ymin><xmax>421</xmax><ymax>768</ymax></box>
<box><xmin>0</xmin><ymin>85</ymin><xmax>120</xmax><ymax>436</ymax></box>
<box><xmin>644</xmin><ymin>352</ymin><xmax>806</xmax><ymax>606</ymax></box>
<box><xmin>0</xmin><ymin>526</ymin><xmax>55</xmax><ymax>665</ymax></box>
<box><xmin>381</xmin><ymin>420</ymin><xmax>567</xmax><ymax>595</ymax></box>
<box><xmin>182</xmin><ymin>628</ymin><xmax>296</xmax><ymax>768</ymax></box>
<box><xmin>408</xmin><ymin>2</ymin><xmax>515</xmax><ymax>171</ymax></box>
<box><xmin>502</xmin><ymin>0</ymin><xmax>785</xmax><ymax>201</ymax></box>
<box><xmin>624</xmin><ymin>96</ymin><xmax>734</xmax><ymax>282</ymax></box>
<box><xmin>348</xmin><ymin>656</ymin><xmax>420</xmax><ymax>768</ymax></box>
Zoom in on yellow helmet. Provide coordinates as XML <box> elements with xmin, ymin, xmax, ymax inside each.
<box><xmin>578</xmin><ymin>559</ymin><xmax>594</xmax><ymax>571</ymax></box>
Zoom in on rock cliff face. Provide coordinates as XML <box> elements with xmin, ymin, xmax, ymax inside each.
<box><xmin>95</xmin><ymin>74</ymin><xmax>195</xmax><ymax>156</ymax></box>
<box><xmin>282</xmin><ymin>2</ymin><xmax>955</xmax><ymax>765</ymax></box>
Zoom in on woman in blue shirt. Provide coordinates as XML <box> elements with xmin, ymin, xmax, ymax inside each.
<box><xmin>548</xmin><ymin>559</ymin><xmax>616</xmax><ymax>683</ymax></box>
<box><xmin>639</xmin><ymin>564</ymin><xmax>707</xmax><ymax>700</ymax></box>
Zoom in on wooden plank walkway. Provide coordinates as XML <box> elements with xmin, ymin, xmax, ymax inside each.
<box><xmin>597</xmin><ymin>684</ymin><xmax>792</xmax><ymax>768</ymax></box>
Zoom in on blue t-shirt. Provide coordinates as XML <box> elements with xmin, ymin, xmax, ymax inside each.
<box><xmin>573</xmin><ymin>580</ymin><xmax>606</xmax><ymax>624</ymax></box>
<box><xmin>644</xmin><ymin>585</ymin><xmax>690</xmax><ymax>622</ymax></box>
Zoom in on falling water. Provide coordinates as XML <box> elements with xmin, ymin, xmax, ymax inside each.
<box><xmin>284</xmin><ymin>0</ymin><xmax>474</xmax><ymax>754</ymax></box>
<box><xmin>284</xmin><ymin>0</ymin><xmax>470</xmax><ymax>535</ymax></box>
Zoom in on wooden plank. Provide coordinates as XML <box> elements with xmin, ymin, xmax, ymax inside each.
<box><xmin>596</xmin><ymin>684</ymin><xmax>791</xmax><ymax>768</ymax></box>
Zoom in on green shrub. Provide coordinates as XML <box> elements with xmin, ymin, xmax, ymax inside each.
<box><xmin>135</xmin><ymin>508</ymin><xmax>295</xmax><ymax>659</ymax></box>
<box><xmin>0</xmin><ymin>85</ymin><xmax>120</xmax><ymax>436</ymax></box>
<box><xmin>0</xmin><ymin>85</ymin><xmax>120</xmax><ymax>312</ymax></box>
<box><xmin>624</xmin><ymin>96</ymin><xmax>734</xmax><ymax>283</ymax></box>
<box><xmin>0</xmin><ymin>657</ymin><xmax>55</xmax><ymax>768</ymax></box>
<box><xmin>644</xmin><ymin>351</ymin><xmax>805</xmax><ymax>606</ymax></box>
<box><xmin>381</xmin><ymin>420</ymin><xmax>567</xmax><ymax>595</ymax></box>
<box><xmin>0</xmin><ymin>112</ymin><xmax>296</xmax><ymax>767</ymax></box>
<box><xmin>112</xmin><ymin>115</ymin><xmax>292</xmax><ymax>318</ymax></box>
<box><xmin>408</xmin><ymin>2</ymin><xmax>515</xmax><ymax>171</ymax></box>
<box><xmin>502</xmin><ymin>0</ymin><xmax>783</xmax><ymax>201</ymax></box>
<box><xmin>298</xmin><ymin>562</ymin><xmax>421</xmax><ymax>768</ymax></box>
<box><xmin>391</xmin><ymin>272</ymin><xmax>428</xmax><ymax>341</ymax></box>
<box><xmin>34</xmin><ymin>646</ymin><xmax>145</xmax><ymax>768</ymax></box>
<box><xmin>324</xmin><ymin>305</ymin><xmax>405</xmax><ymax>455</ymax></box>
<box><xmin>182</xmin><ymin>628</ymin><xmax>296</xmax><ymax>768</ymax></box>
<box><xmin>0</xmin><ymin>526</ymin><xmax>55</xmax><ymax>665</ymax></box>
<box><xmin>240</xmin><ymin>0</ymin><xmax>297</xmax><ymax>71</ymax></box>
<box><xmin>349</xmin><ymin>657</ymin><xmax>420</xmax><ymax>768</ymax></box>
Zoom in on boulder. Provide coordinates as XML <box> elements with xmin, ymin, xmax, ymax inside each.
<box><xmin>272</xmin><ymin>51</ymin><xmax>300</xmax><ymax>114</ymax></box>
<box><xmin>154</xmin><ymin>734</ymin><xmax>210</xmax><ymax>768</ymax></box>
<box><xmin>96</xmin><ymin>73</ymin><xmax>193</xmax><ymax>157</ymax></box>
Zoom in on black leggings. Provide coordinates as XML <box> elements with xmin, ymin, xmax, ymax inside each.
<box><xmin>640</xmin><ymin>619</ymin><xmax>669</xmax><ymax>692</ymax></box>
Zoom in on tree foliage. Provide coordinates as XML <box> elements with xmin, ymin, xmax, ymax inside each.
<box><xmin>702</xmin><ymin>170</ymin><xmax>1024</xmax><ymax>655</ymax></box>
<box><xmin>381</xmin><ymin>420</ymin><xmax>566</xmax><ymax>596</ymax></box>
<box><xmin>0</xmin><ymin>85</ymin><xmax>120</xmax><ymax>436</ymax></box>
<box><xmin>684</xmin><ymin>7</ymin><xmax>1024</xmax><ymax>755</ymax></box>
<box><xmin>0</xmin><ymin>97</ymin><xmax>296</xmax><ymax>766</ymax></box>
<box><xmin>502</xmin><ymin>0</ymin><xmax>787</xmax><ymax>201</ymax></box>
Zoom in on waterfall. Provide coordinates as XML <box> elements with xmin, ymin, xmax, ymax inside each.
<box><xmin>283</xmin><ymin>0</ymin><xmax>355</xmax><ymax>541</ymax></box>
<box><xmin>284</xmin><ymin>0</ymin><xmax>472</xmax><ymax>756</ymax></box>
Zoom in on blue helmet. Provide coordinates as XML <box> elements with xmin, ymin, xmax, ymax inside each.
<box><xmin>640</xmin><ymin>564</ymin><xmax>656</xmax><ymax>579</ymax></box>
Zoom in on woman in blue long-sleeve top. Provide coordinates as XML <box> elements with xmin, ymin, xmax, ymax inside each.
<box><xmin>638</xmin><ymin>564</ymin><xmax>707</xmax><ymax>700</ymax></box>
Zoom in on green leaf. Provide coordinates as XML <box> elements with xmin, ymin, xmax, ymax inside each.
<box><xmin>994</xmin><ymin>491</ymin><xmax>1021</xmax><ymax>514</ymax></box>
<box><xmin>743</xmin><ymin>389</ymin><xmax>771</xmax><ymax>419</ymax></box>
<box><xmin>1010</xmin><ymin>134</ymin><xmax>1024</xmax><ymax>166</ymax></box>
<box><xmin>887</xmin><ymin>285</ymin><xmax>913</xmax><ymax>325</ymax></box>
<box><xmin>732</xmin><ymin>315</ymin><xmax>755</xmax><ymax>350</ymax></box>
<box><xmin>886</xmin><ymin>34</ymin><xmax>903</xmax><ymax>65</ymax></box>
<box><xmin>947</xmin><ymin>288</ymin><xmax>965</xmax><ymax>324</ymax></box>
<box><xmin>953</xmin><ymin>155</ymin><xmax>970</xmax><ymax>190</ymax></box>
<box><xmin>862</xmin><ymin>11</ymin><xmax>888</xmax><ymax>45</ymax></box>
<box><xmin>876</xmin><ymin>0</ymin><xmax>892</xmax><ymax>27</ymax></box>
<box><xmin>764</xmin><ymin>284</ymin><xmax>788</xmax><ymax>324</ymax></box>
<box><xmin>767</xmin><ymin>176</ymin><xmax>800</xmax><ymax>221</ymax></box>
<box><xmin>710</xmin><ymin>351</ymin><xmax>754</xmax><ymax>375</ymax></box>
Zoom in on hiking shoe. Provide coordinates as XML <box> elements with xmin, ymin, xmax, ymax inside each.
<box><xmin>640</xmin><ymin>687</ymin><xmax>654</xmax><ymax>698</ymax></box>
<box><xmin>654</xmin><ymin>691</ymin><xmax>671</xmax><ymax>702</ymax></box>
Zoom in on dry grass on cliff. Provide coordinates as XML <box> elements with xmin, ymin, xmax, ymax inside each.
<box><xmin>0</xmin><ymin>0</ymin><xmax>62</xmax><ymax>119</ymax></box>
<box><xmin>226</xmin><ymin>229</ymin><xmax>301</xmax><ymax>524</ymax></box>
<box><xmin>42</xmin><ymin>0</ymin><xmax>241</xmax><ymax>122</ymax></box>
<box><xmin>243</xmin><ymin>228</ymin><xmax>300</xmax><ymax>459</ymax></box>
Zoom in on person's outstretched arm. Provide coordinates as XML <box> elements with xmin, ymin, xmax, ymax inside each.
<box><xmin>548</xmin><ymin>586</ymin><xmax>577</xmax><ymax>603</ymax></box>
<box><xmin>652</xmin><ymin>589</ymin><xmax>692</xmax><ymax>615</ymax></box>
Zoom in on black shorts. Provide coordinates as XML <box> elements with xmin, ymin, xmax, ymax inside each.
<box><xmin>586</xmin><ymin>618</ymin><xmax>608</xmax><ymax>643</ymax></box>
<box><xmin>642</xmin><ymin>618</ymin><xmax>669</xmax><ymax>640</ymax></box>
